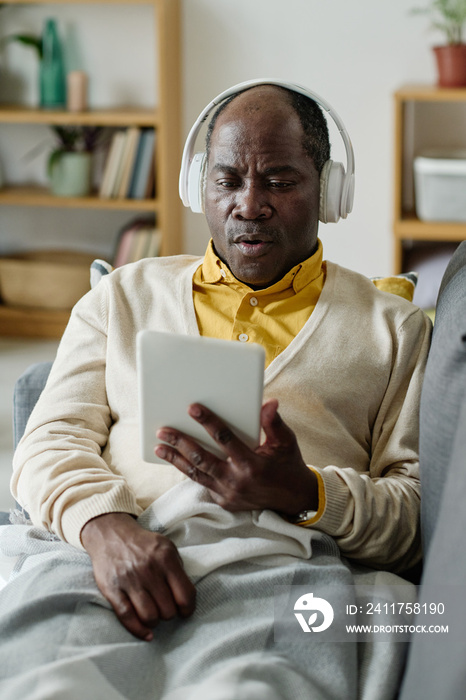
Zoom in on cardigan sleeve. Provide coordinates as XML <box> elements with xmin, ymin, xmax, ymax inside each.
<box><xmin>307</xmin><ymin>306</ymin><xmax>432</xmax><ymax>573</ymax></box>
<box><xmin>11</xmin><ymin>279</ymin><xmax>141</xmax><ymax>550</ymax></box>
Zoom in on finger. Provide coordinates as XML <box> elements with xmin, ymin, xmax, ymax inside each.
<box><xmin>155</xmin><ymin>429</ymin><xmax>222</xmax><ymax>485</ymax></box>
<box><xmin>166</xmin><ymin>569</ymin><xmax>197</xmax><ymax>618</ymax></box>
<box><xmin>187</xmin><ymin>403</ymin><xmax>251</xmax><ymax>462</ymax></box>
<box><xmin>260</xmin><ymin>399</ymin><xmax>297</xmax><ymax>448</ymax></box>
<box><xmin>107</xmin><ymin>589</ymin><xmax>154</xmax><ymax>642</ymax></box>
<box><xmin>148</xmin><ymin>578</ymin><xmax>179</xmax><ymax>621</ymax></box>
<box><xmin>126</xmin><ymin>587</ymin><xmax>161</xmax><ymax>628</ymax></box>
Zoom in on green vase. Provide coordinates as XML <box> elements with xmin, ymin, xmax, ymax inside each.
<box><xmin>49</xmin><ymin>152</ymin><xmax>91</xmax><ymax>197</ymax></box>
<box><xmin>40</xmin><ymin>19</ymin><xmax>66</xmax><ymax>109</ymax></box>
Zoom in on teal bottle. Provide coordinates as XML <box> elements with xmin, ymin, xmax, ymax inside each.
<box><xmin>40</xmin><ymin>19</ymin><xmax>66</xmax><ymax>109</ymax></box>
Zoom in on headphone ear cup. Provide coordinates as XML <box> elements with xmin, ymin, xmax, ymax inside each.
<box><xmin>319</xmin><ymin>160</ymin><xmax>345</xmax><ymax>224</ymax></box>
<box><xmin>187</xmin><ymin>152</ymin><xmax>206</xmax><ymax>213</ymax></box>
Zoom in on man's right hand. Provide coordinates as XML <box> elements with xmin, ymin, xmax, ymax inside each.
<box><xmin>81</xmin><ymin>512</ymin><xmax>196</xmax><ymax>641</ymax></box>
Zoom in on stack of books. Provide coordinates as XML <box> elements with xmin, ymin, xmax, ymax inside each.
<box><xmin>113</xmin><ymin>218</ymin><xmax>162</xmax><ymax>267</ymax></box>
<box><xmin>99</xmin><ymin>128</ymin><xmax>156</xmax><ymax>200</ymax></box>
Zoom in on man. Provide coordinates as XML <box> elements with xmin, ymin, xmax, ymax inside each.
<box><xmin>2</xmin><ymin>83</ymin><xmax>431</xmax><ymax>698</ymax></box>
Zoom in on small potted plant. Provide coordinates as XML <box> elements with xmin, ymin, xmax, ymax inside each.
<box><xmin>48</xmin><ymin>126</ymin><xmax>103</xmax><ymax>197</ymax></box>
<box><xmin>412</xmin><ymin>0</ymin><xmax>466</xmax><ymax>86</ymax></box>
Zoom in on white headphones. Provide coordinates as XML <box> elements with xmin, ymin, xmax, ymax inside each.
<box><xmin>179</xmin><ymin>79</ymin><xmax>355</xmax><ymax>224</ymax></box>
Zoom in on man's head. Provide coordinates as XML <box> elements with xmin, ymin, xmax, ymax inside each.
<box><xmin>203</xmin><ymin>84</ymin><xmax>330</xmax><ymax>290</ymax></box>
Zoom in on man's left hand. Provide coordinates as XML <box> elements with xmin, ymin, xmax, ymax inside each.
<box><xmin>155</xmin><ymin>399</ymin><xmax>318</xmax><ymax>517</ymax></box>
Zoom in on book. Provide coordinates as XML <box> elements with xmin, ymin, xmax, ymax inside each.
<box><xmin>116</xmin><ymin>127</ymin><xmax>141</xmax><ymax>199</ymax></box>
<box><xmin>113</xmin><ymin>225</ymin><xmax>135</xmax><ymax>267</ymax></box>
<box><xmin>128</xmin><ymin>129</ymin><xmax>156</xmax><ymax>200</ymax></box>
<box><xmin>127</xmin><ymin>129</ymin><xmax>151</xmax><ymax>199</ymax></box>
<box><xmin>99</xmin><ymin>130</ymin><xmax>126</xmax><ymax>199</ymax></box>
<box><xmin>111</xmin><ymin>129</ymin><xmax>134</xmax><ymax>198</ymax></box>
<box><xmin>99</xmin><ymin>131</ymin><xmax>124</xmax><ymax>199</ymax></box>
<box><xmin>144</xmin><ymin>147</ymin><xmax>156</xmax><ymax>199</ymax></box>
<box><xmin>113</xmin><ymin>217</ymin><xmax>158</xmax><ymax>266</ymax></box>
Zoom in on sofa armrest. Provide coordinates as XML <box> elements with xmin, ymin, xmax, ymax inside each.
<box><xmin>419</xmin><ymin>241</ymin><xmax>466</xmax><ymax>554</ymax></box>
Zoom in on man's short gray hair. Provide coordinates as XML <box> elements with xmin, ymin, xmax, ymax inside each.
<box><xmin>205</xmin><ymin>85</ymin><xmax>331</xmax><ymax>174</ymax></box>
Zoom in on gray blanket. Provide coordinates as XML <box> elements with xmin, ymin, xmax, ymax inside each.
<box><xmin>0</xmin><ymin>481</ymin><xmax>413</xmax><ymax>699</ymax></box>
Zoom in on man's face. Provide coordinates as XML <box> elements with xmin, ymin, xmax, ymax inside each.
<box><xmin>204</xmin><ymin>87</ymin><xmax>321</xmax><ymax>289</ymax></box>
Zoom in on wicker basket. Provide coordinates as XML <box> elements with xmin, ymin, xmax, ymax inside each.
<box><xmin>0</xmin><ymin>250</ymin><xmax>96</xmax><ymax>310</ymax></box>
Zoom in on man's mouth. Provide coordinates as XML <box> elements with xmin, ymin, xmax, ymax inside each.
<box><xmin>233</xmin><ymin>235</ymin><xmax>274</xmax><ymax>257</ymax></box>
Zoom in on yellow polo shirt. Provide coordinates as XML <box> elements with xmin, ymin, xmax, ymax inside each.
<box><xmin>193</xmin><ymin>238</ymin><xmax>326</xmax><ymax>368</ymax></box>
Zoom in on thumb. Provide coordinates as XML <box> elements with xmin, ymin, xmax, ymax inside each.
<box><xmin>260</xmin><ymin>399</ymin><xmax>296</xmax><ymax>448</ymax></box>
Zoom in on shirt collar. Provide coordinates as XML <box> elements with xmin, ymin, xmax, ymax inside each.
<box><xmin>200</xmin><ymin>238</ymin><xmax>324</xmax><ymax>294</ymax></box>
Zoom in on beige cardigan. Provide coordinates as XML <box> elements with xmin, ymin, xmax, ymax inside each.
<box><xmin>12</xmin><ymin>254</ymin><xmax>431</xmax><ymax>571</ymax></box>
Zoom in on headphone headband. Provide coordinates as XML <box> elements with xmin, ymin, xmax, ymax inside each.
<box><xmin>179</xmin><ymin>79</ymin><xmax>355</xmax><ymax>223</ymax></box>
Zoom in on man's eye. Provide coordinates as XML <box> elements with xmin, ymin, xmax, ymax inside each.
<box><xmin>269</xmin><ymin>180</ymin><xmax>293</xmax><ymax>189</ymax></box>
<box><xmin>217</xmin><ymin>180</ymin><xmax>238</xmax><ymax>189</ymax></box>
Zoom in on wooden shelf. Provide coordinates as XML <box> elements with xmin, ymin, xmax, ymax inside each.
<box><xmin>393</xmin><ymin>85</ymin><xmax>466</xmax><ymax>273</ymax></box>
<box><xmin>394</xmin><ymin>213</ymin><xmax>466</xmax><ymax>241</ymax></box>
<box><xmin>0</xmin><ymin>0</ymin><xmax>182</xmax><ymax>338</ymax></box>
<box><xmin>0</xmin><ymin>105</ymin><xmax>159</xmax><ymax>127</ymax></box>
<box><xmin>0</xmin><ymin>185</ymin><xmax>159</xmax><ymax>211</ymax></box>
<box><xmin>395</xmin><ymin>85</ymin><xmax>466</xmax><ymax>102</ymax></box>
<box><xmin>0</xmin><ymin>305</ymin><xmax>70</xmax><ymax>339</ymax></box>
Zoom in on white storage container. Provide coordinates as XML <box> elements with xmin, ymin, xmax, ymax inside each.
<box><xmin>414</xmin><ymin>149</ymin><xmax>466</xmax><ymax>222</ymax></box>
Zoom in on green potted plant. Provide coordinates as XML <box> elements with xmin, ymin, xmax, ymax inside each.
<box><xmin>48</xmin><ymin>126</ymin><xmax>103</xmax><ymax>197</ymax></box>
<box><xmin>412</xmin><ymin>0</ymin><xmax>466</xmax><ymax>86</ymax></box>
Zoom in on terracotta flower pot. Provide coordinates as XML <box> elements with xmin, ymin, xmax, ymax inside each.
<box><xmin>433</xmin><ymin>44</ymin><xmax>466</xmax><ymax>87</ymax></box>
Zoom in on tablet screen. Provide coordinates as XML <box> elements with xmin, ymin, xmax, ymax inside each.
<box><xmin>137</xmin><ymin>331</ymin><xmax>265</xmax><ymax>463</ymax></box>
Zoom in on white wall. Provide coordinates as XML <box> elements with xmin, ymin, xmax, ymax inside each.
<box><xmin>181</xmin><ymin>0</ymin><xmax>436</xmax><ymax>276</ymax></box>
<box><xmin>0</xmin><ymin>0</ymin><xmax>439</xmax><ymax>275</ymax></box>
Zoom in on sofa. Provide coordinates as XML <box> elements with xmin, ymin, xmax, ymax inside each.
<box><xmin>1</xmin><ymin>241</ymin><xmax>465</xmax><ymax>697</ymax></box>
<box><xmin>399</xmin><ymin>239</ymin><xmax>466</xmax><ymax>699</ymax></box>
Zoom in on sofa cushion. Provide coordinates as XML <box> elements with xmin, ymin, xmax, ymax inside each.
<box><xmin>13</xmin><ymin>361</ymin><xmax>53</xmax><ymax>449</ymax></box>
<box><xmin>371</xmin><ymin>271</ymin><xmax>417</xmax><ymax>301</ymax></box>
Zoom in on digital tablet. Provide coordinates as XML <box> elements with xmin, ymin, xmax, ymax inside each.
<box><xmin>137</xmin><ymin>330</ymin><xmax>266</xmax><ymax>464</ymax></box>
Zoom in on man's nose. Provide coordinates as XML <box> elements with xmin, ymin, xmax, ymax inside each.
<box><xmin>232</xmin><ymin>183</ymin><xmax>272</xmax><ymax>220</ymax></box>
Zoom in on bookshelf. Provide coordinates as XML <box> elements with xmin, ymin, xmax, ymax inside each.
<box><xmin>0</xmin><ymin>0</ymin><xmax>182</xmax><ymax>338</ymax></box>
<box><xmin>393</xmin><ymin>85</ymin><xmax>466</xmax><ymax>274</ymax></box>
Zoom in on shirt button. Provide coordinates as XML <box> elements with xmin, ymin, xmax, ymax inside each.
<box><xmin>220</xmin><ymin>269</ymin><xmax>226</xmax><ymax>278</ymax></box>
<box><xmin>238</xmin><ymin>333</ymin><xmax>249</xmax><ymax>342</ymax></box>
<box><xmin>249</xmin><ymin>296</ymin><xmax>258</xmax><ymax>306</ymax></box>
